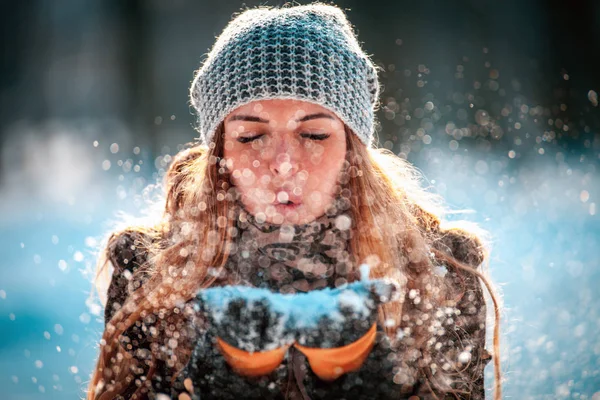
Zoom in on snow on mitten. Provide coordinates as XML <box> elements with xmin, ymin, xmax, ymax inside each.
<box><xmin>293</xmin><ymin>276</ymin><xmax>395</xmax><ymax>348</ymax></box>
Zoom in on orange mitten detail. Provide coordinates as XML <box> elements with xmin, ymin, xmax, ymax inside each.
<box><xmin>293</xmin><ymin>323</ymin><xmax>377</xmax><ymax>381</ymax></box>
<box><xmin>216</xmin><ymin>337</ymin><xmax>291</xmax><ymax>377</ymax></box>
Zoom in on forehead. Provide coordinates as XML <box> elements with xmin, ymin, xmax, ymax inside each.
<box><xmin>227</xmin><ymin>99</ymin><xmax>337</xmax><ymax>120</ymax></box>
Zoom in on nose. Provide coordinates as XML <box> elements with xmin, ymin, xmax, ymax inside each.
<box><xmin>269</xmin><ymin>152</ymin><xmax>300</xmax><ymax>177</ymax></box>
<box><xmin>269</xmin><ymin>136</ymin><xmax>300</xmax><ymax>178</ymax></box>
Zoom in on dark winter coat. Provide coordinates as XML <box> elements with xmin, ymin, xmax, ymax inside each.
<box><xmin>103</xmin><ymin>229</ymin><xmax>492</xmax><ymax>399</ymax></box>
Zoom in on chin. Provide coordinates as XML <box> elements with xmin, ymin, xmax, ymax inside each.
<box><xmin>270</xmin><ymin>204</ymin><xmax>309</xmax><ymax>225</ymax></box>
<box><xmin>264</xmin><ymin>204</ymin><xmax>319</xmax><ymax>225</ymax></box>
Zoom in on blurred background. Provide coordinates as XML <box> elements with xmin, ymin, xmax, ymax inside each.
<box><xmin>1</xmin><ymin>0</ymin><xmax>599</xmax><ymax>398</ymax></box>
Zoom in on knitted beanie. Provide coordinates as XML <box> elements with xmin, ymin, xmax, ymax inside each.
<box><xmin>189</xmin><ymin>3</ymin><xmax>381</xmax><ymax>147</ymax></box>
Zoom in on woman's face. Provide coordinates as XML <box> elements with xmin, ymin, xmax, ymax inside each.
<box><xmin>223</xmin><ymin>99</ymin><xmax>347</xmax><ymax>225</ymax></box>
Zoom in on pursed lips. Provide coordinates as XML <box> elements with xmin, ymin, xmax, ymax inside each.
<box><xmin>273</xmin><ymin>190</ymin><xmax>302</xmax><ymax>205</ymax></box>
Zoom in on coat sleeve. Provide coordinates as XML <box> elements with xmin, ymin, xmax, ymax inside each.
<box><xmin>408</xmin><ymin>267</ymin><xmax>492</xmax><ymax>400</ymax></box>
<box><xmin>453</xmin><ymin>268</ymin><xmax>492</xmax><ymax>398</ymax></box>
<box><xmin>100</xmin><ymin>231</ymin><xmax>162</xmax><ymax>399</ymax></box>
<box><xmin>102</xmin><ymin>231</ymin><xmax>203</xmax><ymax>399</ymax></box>
<box><xmin>408</xmin><ymin>228</ymin><xmax>493</xmax><ymax>400</ymax></box>
<box><xmin>104</xmin><ymin>231</ymin><xmax>151</xmax><ymax>325</ymax></box>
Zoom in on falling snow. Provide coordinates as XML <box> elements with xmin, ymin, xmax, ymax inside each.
<box><xmin>1</xmin><ymin>2</ymin><xmax>599</xmax><ymax>399</ymax></box>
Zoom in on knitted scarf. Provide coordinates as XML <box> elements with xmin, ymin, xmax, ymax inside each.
<box><xmin>224</xmin><ymin>197</ymin><xmax>356</xmax><ymax>294</ymax></box>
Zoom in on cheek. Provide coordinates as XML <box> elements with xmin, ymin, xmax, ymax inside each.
<box><xmin>304</xmin><ymin>142</ymin><xmax>345</xmax><ymax>191</ymax></box>
<box><xmin>225</xmin><ymin>148</ymin><xmax>268</xmax><ymax>188</ymax></box>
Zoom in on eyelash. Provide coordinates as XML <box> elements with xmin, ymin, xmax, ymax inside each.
<box><xmin>237</xmin><ymin>133</ymin><xmax>331</xmax><ymax>143</ymax></box>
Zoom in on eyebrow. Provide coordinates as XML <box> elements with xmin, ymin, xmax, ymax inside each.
<box><xmin>227</xmin><ymin>112</ymin><xmax>335</xmax><ymax>123</ymax></box>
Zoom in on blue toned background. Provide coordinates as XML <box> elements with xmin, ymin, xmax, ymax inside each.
<box><xmin>1</xmin><ymin>0</ymin><xmax>599</xmax><ymax>399</ymax></box>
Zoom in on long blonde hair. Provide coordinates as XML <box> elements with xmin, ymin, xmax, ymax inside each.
<box><xmin>86</xmin><ymin>124</ymin><xmax>502</xmax><ymax>399</ymax></box>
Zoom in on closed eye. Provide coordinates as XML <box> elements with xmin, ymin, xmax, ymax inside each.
<box><xmin>300</xmin><ymin>133</ymin><xmax>330</xmax><ymax>141</ymax></box>
<box><xmin>237</xmin><ymin>134</ymin><xmax>265</xmax><ymax>143</ymax></box>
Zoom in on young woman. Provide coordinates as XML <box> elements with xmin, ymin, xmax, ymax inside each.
<box><xmin>87</xmin><ymin>3</ymin><xmax>501</xmax><ymax>399</ymax></box>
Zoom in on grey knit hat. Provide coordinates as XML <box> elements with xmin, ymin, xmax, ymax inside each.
<box><xmin>190</xmin><ymin>3</ymin><xmax>381</xmax><ymax>147</ymax></box>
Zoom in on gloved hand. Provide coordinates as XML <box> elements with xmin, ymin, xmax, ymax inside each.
<box><xmin>291</xmin><ymin>272</ymin><xmax>396</xmax><ymax>381</ymax></box>
<box><xmin>174</xmin><ymin>265</ymin><xmax>398</xmax><ymax>399</ymax></box>
<box><xmin>193</xmin><ymin>285</ymin><xmax>297</xmax><ymax>378</ymax></box>
<box><xmin>171</xmin><ymin>292</ymin><xmax>289</xmax><ymax>400</ymax></box>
